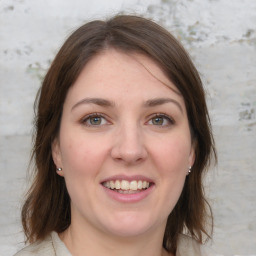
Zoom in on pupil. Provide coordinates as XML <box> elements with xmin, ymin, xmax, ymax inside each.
<box><xmin>90</xmin><ymin>117</ymin><xmax>101</xmax><ymax>125</ymax></box>
<box><xmin>153</xmin><ymin>117</ymin><xmax>163</xmax><ymax>125</ymax></box>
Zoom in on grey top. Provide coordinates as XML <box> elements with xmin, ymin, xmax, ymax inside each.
<box><xmin>14</xmin><ymin>231</ymin><xmax>215</xmax><ymax>256</ymax></box>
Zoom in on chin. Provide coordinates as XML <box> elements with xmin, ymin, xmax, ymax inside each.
<box><xmin>100</xmin><ymin>211</ymin><xmax>160</xmax><ymax>238</ymax></box>
<box><xmin>105</xmin><ymin>225</ymin><xmax>151</xmax><ymax>238</ymax></box>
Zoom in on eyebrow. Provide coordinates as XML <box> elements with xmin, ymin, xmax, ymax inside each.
<box><xmin>71</xmin><ymin>98</ymin><xmax>115</xmax><ymax>111</ymax></box>
<box><xmin>71</xmin><ymin>97</ymin><xmax>183</xmax><ymax>114</ymax></box>
<box><xmin>144</xmin><ymin>98</ymin><xmax>183</xmax><ymax>114</ymax></box>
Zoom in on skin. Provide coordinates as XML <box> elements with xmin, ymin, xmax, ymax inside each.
<box><xmin>52</xmin><ymin>49</ymin><xmax>195</xmax><ymax>256</ymax></box>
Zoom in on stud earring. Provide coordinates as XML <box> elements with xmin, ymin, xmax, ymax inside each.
<box><xmin>56</xmin><ymin>167</ymin><xmax>62</xmax><ymax>171</ymax></box>
<box><xmin>188</xmin><ymin>166</ymin><xmax>192</xmax><ymax>174</ymax></box>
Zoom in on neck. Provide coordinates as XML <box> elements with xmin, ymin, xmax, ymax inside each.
<box><xmin>60</xmin><ymin>219</ymin><xmax>171</xmax><ymax>256</ymax></box>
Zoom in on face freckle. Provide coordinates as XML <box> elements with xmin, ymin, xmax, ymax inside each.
<box><xmin>52</xmin><ymin>49</ymin><xmax>195</xmax><ymax>239</ymax></box>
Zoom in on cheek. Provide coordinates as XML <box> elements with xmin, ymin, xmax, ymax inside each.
<box><xmin>59</xmin><ymin>132</ymin><xmax>109</xmax><ymax>178</ymax></box>
<box><xmin>147</xmin><ymin>135</ymin><xmax>190</xmax><ymax>220</ymax></box>
<box><xmin>151</xmin><ymin>134</ymin><xmax>191</xmax><ymax>173</ymax></box>
<box><xmin>59</xmin><ymin>137</ymin><xmax>100</xmax><ymax>199</ymax></box>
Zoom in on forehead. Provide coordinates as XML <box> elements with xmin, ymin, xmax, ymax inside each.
<box><xmin>66</xmin><ymin>49</ymin><xmax>182</xmax><ymax>103</ymax></box>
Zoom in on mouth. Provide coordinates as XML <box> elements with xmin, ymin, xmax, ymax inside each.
<box><xmin>102</xmin><ymin>180</ymin><xmax>153</xmax><ymax>194</ymax></box>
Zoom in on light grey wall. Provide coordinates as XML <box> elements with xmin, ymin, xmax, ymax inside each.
<box><xmin>0</xmin><ymin>0</ymin><xmax>255</xmax><ymax>255</ymax></box>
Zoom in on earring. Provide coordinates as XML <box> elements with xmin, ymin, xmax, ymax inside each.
<box><xmin>56</xmin><ymin>167</ymin><xmax>62</xmax><ymax>171</ymax></box>
<box><xmin>188</xmin><ymin>166</ymin><xmax>192</xmax><ymax>174</ymax></box>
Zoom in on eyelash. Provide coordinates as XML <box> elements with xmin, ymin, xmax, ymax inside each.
<box><xmin>80</xmin><ymin>113</ymin><xmax>109</xmax><ymax>127</ymax></box>
<box><xmin>80</xmin><ymin>113</ymin><xmax>175</xmax><ymax>127</ymax></box>
<box><xmin>147</xmin><ymin>113</ymin><xmax>175</xmax><ymax>127</ymax></box>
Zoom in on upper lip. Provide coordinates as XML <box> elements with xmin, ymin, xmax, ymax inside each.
<box><xmin>100</xmin><ymin>174</ymin><xmax>154</xmax><ymax>184</ymax></box>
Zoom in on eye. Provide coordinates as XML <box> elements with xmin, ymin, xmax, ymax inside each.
<box><xmin>147</xmin><ymin>114</ymin><xmax>174</xmax><ymax>127</ymax></box>
<box><xmin>81</xmin><ymin>113</ymin><xmax>109</xmax><ymax>126</ymax></box>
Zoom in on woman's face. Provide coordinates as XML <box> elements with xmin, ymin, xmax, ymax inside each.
<box><xmin>52</xmin><ymin>49</ymin><xmax>195</xmax><ymax>238</ymax></box>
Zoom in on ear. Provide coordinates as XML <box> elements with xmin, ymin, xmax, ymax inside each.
<box><xmin>51</xmin><ymin>138</ymin><xmax>64</xmax><ymax>177</ymax></box>
<box><xmin>188</xmin><ymin>140</ymin><xmax>196</xmax><ymax>168</ymax></box>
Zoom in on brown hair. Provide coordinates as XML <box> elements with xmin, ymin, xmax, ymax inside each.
<box><xmin>22</xmin><ymin>14</ymin><xmax>216</xmax><ymax>253</ymax></box>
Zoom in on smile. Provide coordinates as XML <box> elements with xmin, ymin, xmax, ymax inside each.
<box><xmin>102</xmin><ymin>180</ymin><xmax>151</xmax><ymax>194</ymax></box>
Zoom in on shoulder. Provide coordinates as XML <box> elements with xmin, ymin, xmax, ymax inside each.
<box><xmin>177</xmin><ymin>234</ymin><xmax>217</xmax><ymax>256</ymax></box>
<box><xmin>14</xmin><ymin>234</ymin><xmax>55</xmax><ymax>256</ymax></box>
<box><xmin>14</xmin><ymin>232</ymin><xmax>71</xmax><ymax>256</ymax></box>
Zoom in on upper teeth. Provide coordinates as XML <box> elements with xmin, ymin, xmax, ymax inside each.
<box><xmin>103</xmin><ymin>180</ymin><xmax>150</xmax><ymax>191</ymax></box>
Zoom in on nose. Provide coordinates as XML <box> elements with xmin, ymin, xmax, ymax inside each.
<box><xmin>111</xmin><ymin>123</ymin><xmax>148</xmax><ymax>165</ymax></box>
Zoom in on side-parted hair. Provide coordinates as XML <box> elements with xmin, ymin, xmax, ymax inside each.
<box><xmin>22</xmin><ymin>14</ymin><xmax>216</xmax><ymax>254</ymax></box>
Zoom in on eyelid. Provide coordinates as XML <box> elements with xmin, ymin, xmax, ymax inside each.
<box><xmin>80</xmin><ymin>112</ymin><xmax>111</xmax><ymax>126</ymax></box>
<box><xmin>79</xmin><ymin>112</ymin><xmax>175</xmax><ymax>127</ymax></box>
<box><xmin>146</xmin><ymin>113</ymin><xmax>175</xmax><ymax>126</ymax></box>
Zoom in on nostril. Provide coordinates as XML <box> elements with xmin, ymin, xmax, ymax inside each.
<box><xmin>110</xmin><ymin>130</ymin><xmax>147</xmax><ymax>164</ymax></box>
<box><xmin>111</xmin><ymin>146</ymin><xmax>148</xmax><ymax>164</ymax></box>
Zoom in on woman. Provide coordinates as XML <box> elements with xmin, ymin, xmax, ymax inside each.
<box><xmin>15</xmin><ymin>15</ymin><xmax>216</xmax><ymax>256</ymax></box>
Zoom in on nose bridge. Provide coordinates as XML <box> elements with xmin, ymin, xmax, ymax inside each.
<box><xmin>111</xmin><ymin>118</ymin><xmax>147</xmax><ymax>164</ymax></box>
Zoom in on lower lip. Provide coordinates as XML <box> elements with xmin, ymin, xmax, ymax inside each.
<box><xmin>101</xmin><ymin>185</ymin><xmax>154</xmax><ymax>203</ymax></box>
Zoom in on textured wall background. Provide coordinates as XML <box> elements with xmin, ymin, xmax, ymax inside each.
<box><xmin>0</xmin><ymin>0</ymin><xmax>255</xmax><ymax>255</ymax></box>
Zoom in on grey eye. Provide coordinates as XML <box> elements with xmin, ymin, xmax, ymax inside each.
<box><xmin>148</xmin><ymin>114</ymin><xmax>174</xmax><ymax>127</ymax></box>
<box><xmin>152</xmin><ymin>116</ymin><xmax>164</xmax><ymax>125</ymax></box>
<box><xmin>89</xmin><ymin>116</ymin><xmax>102</xmax><ymax>125</ymax></box>
<box><xmin>82</xmin><ymin>114</ymin><xmax>108</xmax><ymax>126</ymax></box>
